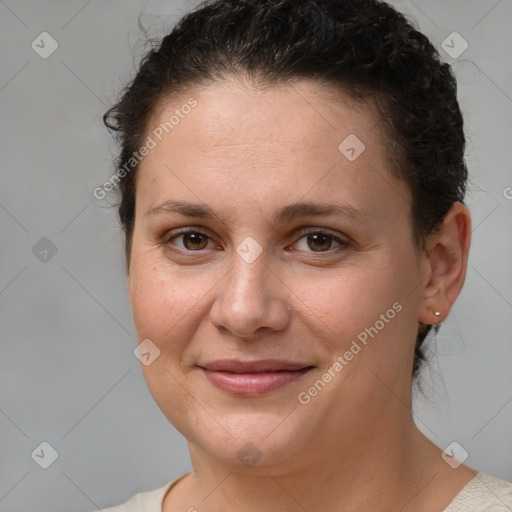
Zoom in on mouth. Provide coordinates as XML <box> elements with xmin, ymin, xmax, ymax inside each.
<box><xmin>197</xmin><ymin>359</ymin><xmax>315</xmax><ymax>396</ymax></box>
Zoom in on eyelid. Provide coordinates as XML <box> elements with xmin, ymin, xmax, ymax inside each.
<box><xmin>164</xmin><ymin>226</ymin><xmax>212</xmax><ymax>240</ymax></box>
<box><xmin>293</xmin><ymin>227</ymin><xmax>348</xmax><ymax>243</ymax></box>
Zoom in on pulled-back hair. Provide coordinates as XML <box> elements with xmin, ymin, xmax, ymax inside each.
<box><xmin>103</xmin><ymin>0</ymin><xmax>468</xmax><ymax>378</ymax></box>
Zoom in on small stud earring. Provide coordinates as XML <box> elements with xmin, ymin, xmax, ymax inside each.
<box><xmin>434</xmin><ymin>311</ymin><xmax>441</xmax><ymax>317</ymax></box>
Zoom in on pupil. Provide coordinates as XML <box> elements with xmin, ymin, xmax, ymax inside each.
<box><xmin>184</xmin><ymin>233</ymin><xmax>207</xmax><ymax>250</ymax></box>
<box><xmin>308</xmin><ymin>233</ymin><xmax>331</xmax><ymax>251</ymax></box>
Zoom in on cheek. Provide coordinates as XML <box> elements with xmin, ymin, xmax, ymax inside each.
<box><xmin>295</xmin><ymin>255</ymin><xmax>413</xmax><ymax>369</ymax></box>
<box><xmin>292</xmin><ymin>259</ymin><xmax>396</xmax><ymax>329</ymax></box>
<box><xmin>128</xmin><ymin>259</ymin><xmax>209</xmax><ymax>427</ymax></box>
<box><xmin>128</xmin><ymin>257</ymin><xmax>212</xmax><ymax>354</ymax></box>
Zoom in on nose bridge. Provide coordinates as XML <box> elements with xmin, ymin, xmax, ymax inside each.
<box><xmin>225</xmin><ymin>252</ymin><xmax>270</xmax><ymax>312</ymax></box>
<box><xmin>225</xmin><ymin>232</ymin><xmax>270</xmax><ymax>301</ymax></box>
<box><xmin>210</xmin><ymin>247</ymin><xmax>290</xmax><ymax>336</ymax></box>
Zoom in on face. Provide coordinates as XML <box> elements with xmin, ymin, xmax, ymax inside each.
<box><xmin>127</xmin><ymin>78</ymin><xmax>429</xmax><ymax>473</ymax></box>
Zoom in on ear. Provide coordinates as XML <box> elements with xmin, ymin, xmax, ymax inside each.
<box><xmin>418</xmin><ymin>202</ymin><xmax>472</xmax><ymax>325</ymax></box>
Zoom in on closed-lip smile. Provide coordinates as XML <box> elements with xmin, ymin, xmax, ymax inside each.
<box><xmin>197</xmin><ymin>359</ymin><xmax>315</xmax><ymax>396</ymax></box>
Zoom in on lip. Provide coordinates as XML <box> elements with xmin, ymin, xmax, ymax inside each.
<box><xmin>198</xmin><ymin>359</ymin><xmax>314</xmax><ymax>396</ymax></box>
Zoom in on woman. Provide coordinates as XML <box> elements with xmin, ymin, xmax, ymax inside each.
<box><xmin>100</xmin><ymin>0</ymin><xmax>512</xmax><ymax>510</ymax></box>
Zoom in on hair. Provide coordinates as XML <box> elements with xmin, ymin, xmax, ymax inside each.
<box><xmin>103</xmin><ymin>0</ymin><xmax>468</xmax><ymax>379</ymax></box>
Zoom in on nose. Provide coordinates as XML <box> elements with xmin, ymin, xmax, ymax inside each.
<box><xmin>209</xmin><ymin>252</ymin><xmax>291</xmax><ymax>338</ymax></box>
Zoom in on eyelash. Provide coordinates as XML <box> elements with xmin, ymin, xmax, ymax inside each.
<box><xmin>162</xmin><ymin>227</ymin><xmax>349</xmax><ymax>255</ymax></box>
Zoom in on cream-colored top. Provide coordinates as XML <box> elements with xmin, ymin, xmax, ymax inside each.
<box><xmin>98</xmin><ymin>471</ymin><xmax>512</xmax><ymax>511</ymax></box>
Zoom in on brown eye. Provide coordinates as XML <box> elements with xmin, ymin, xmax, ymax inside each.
<box><xmin>307</xmin><ymin>233</ymin><xmax>333</xmax><ymax>251</ymax></box>
<box><xmin>183</xmin><ymin>232</ymin><xmax>208</xmax><ymax>250</ymax></box>
<box><xmin>294</xmin><ymin>231</ymin><xmax>343</xmax><ymax>252</ymax></box>
<box><xmin>170</xmin><ymin>231</ymin><xmax>211</xmax><ymax>251</ymax></box>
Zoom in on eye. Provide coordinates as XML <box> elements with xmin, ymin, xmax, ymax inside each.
<box><xmin>162</xmin><ymin>228</ymin><xmax>347</xmax><ymax>255</ymax></box>
<box><xmin>293</xmin><ymin>231</ymin><xmax>345</xmax><ymax>252</ymax></box>
<box><xmin>167</xmin><ymin>229</ymin><xmax>213</xmax><ymax>251</ymax></box>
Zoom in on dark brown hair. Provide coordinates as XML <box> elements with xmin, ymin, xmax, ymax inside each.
<box><xmin>103</xmin><ymin>0</ymin><xmax>468</xmax><ymax>378</ymax></box>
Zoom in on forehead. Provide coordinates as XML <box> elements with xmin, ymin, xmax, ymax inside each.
<box><xmin>136</xmin><ymin>77</ymin><xmax>409</xmax><ymax>223</ymax></box>
<box><xmin>148</xmin><ymin>78</ymin><xmax>382</xmax><ymax>152</ymax></box>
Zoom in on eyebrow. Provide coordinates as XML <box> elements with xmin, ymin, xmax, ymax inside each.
<box><xmin>145</xmin><ymin>200</ymin><xmax>368</xmax><ymax>224</ymax></box>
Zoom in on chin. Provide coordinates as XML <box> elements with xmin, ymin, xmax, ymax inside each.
<box><xmin>187</xmin><ymin>411</ymin><xmax>314</xmax><ymax>472</ymax></box>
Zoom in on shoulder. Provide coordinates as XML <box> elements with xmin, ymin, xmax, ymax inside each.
<box><xmin>444</xmin><ymin>472</ymin><xmax>512</xmax><ymax>511</ymax></box>
<box><xmin>93</xmin><ymin>473</ymin><xmax>188</xmax><ymax>512</ymax></box>
<box><xmin>99</xmin><ymin>482</ymin><xmax>171</xmax><ymax>512</ymax></box>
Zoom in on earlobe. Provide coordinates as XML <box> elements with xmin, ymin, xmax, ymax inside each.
<box><xmin>418</xmin><ymin>202</ymin><xmax>472</xmax><ymax>325</ymax></box>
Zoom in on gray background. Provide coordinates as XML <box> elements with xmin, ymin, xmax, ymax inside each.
<box><xmin>0</xmin><ymin>1</ymin><xmax>511</xmax><ymax>511</ymax></box>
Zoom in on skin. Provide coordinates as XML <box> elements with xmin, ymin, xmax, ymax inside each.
<box><xmin>126</xmin><ymin>78</ymin><xmax>474</xmax><ymax>512</ymax></box>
